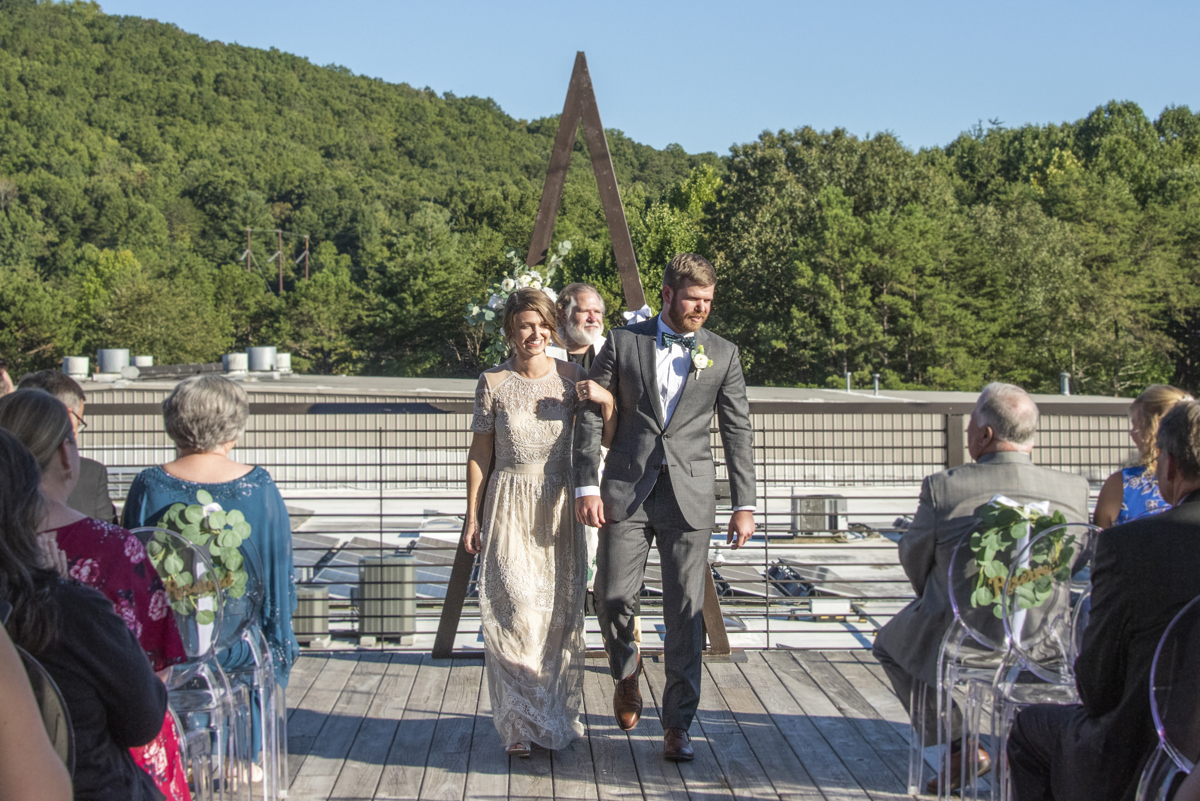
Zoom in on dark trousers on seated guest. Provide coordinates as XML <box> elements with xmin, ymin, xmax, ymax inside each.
<box><xmin>873</xmin><ymin>639</ymin><xmax>963</xmax><ymax>745</ymax></box>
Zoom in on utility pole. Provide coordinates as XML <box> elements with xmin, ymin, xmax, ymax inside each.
<box><xmin>304</xmin><ymin>235</ymin><xmax>310</xmax><ymax>280</ymax></box>
<box><xmin>277</xmin><ymin>229</ymin><xmax>284</xmax><ymax>293</ymax></box>
<box><xmin>246</xmin><ymin>228</ymin><xmax>252</xmax><ymax>272</ymax></box>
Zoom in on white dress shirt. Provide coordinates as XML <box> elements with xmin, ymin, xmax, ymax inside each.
<box><xmin>576</xmin><ymin>318</ymin><xmax>754</xmax><ymax>514</ymax></box>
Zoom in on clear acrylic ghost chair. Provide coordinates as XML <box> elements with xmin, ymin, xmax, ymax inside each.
<box><xmin>1136</xmin><ymin>594</ymin><xmax>1200</xmax><ymax>801</ymax></box>
<box><xmin>218</xmin><ymin>540</ymin><xmax>286</xmax><ymax>801</ymax></box>
<box><xmin>18</xmin><ymin>646</ymin><xmax>75</xmax><ymax>777</ymax></box>
<box><xmin>992</xmin><ymin>523</ymin><xmax>1099</xmax><ymax>801</ymax></box>
<box><xmin>132</xmin><ymin>526</ymin><xmax>249</xmax><ymax>801</ymax></box>
<box><xmin>908</xmin><ymin>534</ymin><xmax>1020</xmax><ymax>799</ymax></box>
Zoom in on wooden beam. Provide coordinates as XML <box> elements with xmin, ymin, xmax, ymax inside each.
<box><xmin>431</xmin><ymin>522</ymin><xmax>476</xmax><ymax>659</ymax></box>
<box><xmin>526</xmin><ymin>51</ymin><xmax>646</xmax><ymax>311</ymax></box>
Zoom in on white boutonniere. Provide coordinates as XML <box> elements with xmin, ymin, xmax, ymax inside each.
<box><xmin>691</xmin><ymin>344</ymin><xmax>713</xmax><ymax>378</ymax></box>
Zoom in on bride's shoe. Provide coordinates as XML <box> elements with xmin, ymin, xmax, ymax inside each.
<box><xmin>506</xmin><ymin>741</ymin><xmax>531</xmax><ymax>758</ymax></box>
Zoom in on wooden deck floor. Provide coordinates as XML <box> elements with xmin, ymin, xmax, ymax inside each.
<box><xmin>285</xmin><ymin>649</ymin><xmax>936</xmax><ymax>801</ymax></box>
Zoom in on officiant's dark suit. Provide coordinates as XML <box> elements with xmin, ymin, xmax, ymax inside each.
<box><xmin>1008</xmin><ymin>401</ymin><xmax>1200</xmax><ymax>801</ymax></box>
<box><xmin>574</xmin><ymin>255</ymin><xmax>756</xmax><ymax>751</ymax></box>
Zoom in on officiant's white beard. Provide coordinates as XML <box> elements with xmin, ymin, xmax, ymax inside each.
<box><xmin>560</xmin><ymin>319</ymin><xmax>603</xmax><ymax>349</ymax></box>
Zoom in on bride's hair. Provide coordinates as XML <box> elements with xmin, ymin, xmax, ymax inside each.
<box><xmin>502</xmin><ymin>288</ymin><xmax>564</xmax><ymax>350</ymax></box>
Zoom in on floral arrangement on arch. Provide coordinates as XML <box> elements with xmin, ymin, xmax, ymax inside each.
<box><xmin>464</xmin><ymin>241</ymin><xmax>570</xmax><ymax>366</ymax></box>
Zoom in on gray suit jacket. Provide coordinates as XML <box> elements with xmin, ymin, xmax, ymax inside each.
<box><xmin>875</xmin><ymin>451</ymin><xmax>1090</xmax><ymax>687</ymax></box>
<box><xmin>68</xmin><ymin>457</ymin><xmax>117</xmax><ymax>524</ymax></box>
<box><xmin>574</xmin><ymin>316</ymin><xmax>756</xmax><ymax>531</ymax></box>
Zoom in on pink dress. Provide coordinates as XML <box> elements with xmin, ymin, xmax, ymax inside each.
<box><xmin>49</xmin><ymin>517</ymin><xmax>191</xmax><ymax>801</ymax></box>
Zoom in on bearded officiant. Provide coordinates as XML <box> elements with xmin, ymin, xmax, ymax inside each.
<box><xmin>547</xmin><ymin>282</ymin><xmax>609</xmax><ymax>603</ymax></box>
<box><xmin>547</xmin><ymin>283</ymin><xmax>607</xmax><ymax>368</ymax></box>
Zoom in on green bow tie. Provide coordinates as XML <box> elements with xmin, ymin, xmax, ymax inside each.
<box><xmin>661</xmin><ymin>332</ymin><xmax>695</xmax><ymax>350</ymax></box>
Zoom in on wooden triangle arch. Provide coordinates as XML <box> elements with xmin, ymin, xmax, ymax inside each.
<box><xmin>526</xmin><ymin>51</ymin><xmax>647</xmax><ymax>311</ymax></box>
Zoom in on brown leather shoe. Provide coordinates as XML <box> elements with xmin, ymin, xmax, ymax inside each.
<box><xmin>663</xmin><ymin>727</ymin><xmax>694</xmax><ymax>761</ymax></box>
<box><xmin>613</xmin><ymin>658</ymin><xmax>643</xmax><ymax>731</ymax></box>
<box><xmin>925</xmin><ymin>744</ymin><xmax>991</xmax><ymax>793</ymax></box>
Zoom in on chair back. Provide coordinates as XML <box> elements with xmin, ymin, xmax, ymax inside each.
<box><xmin>215</xmin><ymin>538</ymin><xmax>266</xmax><ymax>652</ymax></box>
<box><xmin>1150</xmin><ymin>594</ymin><xmax>1200</xmax><ymax>772</ymax></box>
<box><xmin>948</xmin><ymin>532</ymin><xmax>1022</xmax><ymax>651</ymax></box>
<box><xmin>17</xmin><ymin>646</ymin><xmax>74</xmax><ymax>777</ymax></box>
<box><xmin>130</xmin><ymin>527</ymin><xmax>224</xmax><ymax>688</ymax></box>
<box><xmin>1001</xmin><ymin>523</ymin><xmax>1099</xmax><ymax>684</ymax></box>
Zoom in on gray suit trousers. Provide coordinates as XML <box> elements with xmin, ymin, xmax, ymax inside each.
<box><xmin>594</xmin><ymin>471</ymin><xmax>708</xmax><ymax>731</ymax></box>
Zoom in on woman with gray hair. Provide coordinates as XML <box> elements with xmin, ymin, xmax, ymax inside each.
<box><xmin>122</xmin><ymin>375</ymin><xmax>298</xmax><ymax>767</ymax></box>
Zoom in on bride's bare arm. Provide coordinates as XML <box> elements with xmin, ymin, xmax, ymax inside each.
<box><xmin>576</xmin><ymin>380</ymin><xmax>617</xmax><ymax>448</ymax></box>
<box><xmin>464</xmin><ymin>432</ymin><xmax>493</xmax><ymax>554</ymax></box>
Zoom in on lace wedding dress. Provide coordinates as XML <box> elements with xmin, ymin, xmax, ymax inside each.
<box><xmin>471</xmin><ymin>359</ymin><xmax>588</xmax><ymax>749</ymax></box>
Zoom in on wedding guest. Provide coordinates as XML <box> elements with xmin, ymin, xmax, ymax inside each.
<box><xmin>0</xmin><ymin>428</ymin><xmax>167</xmax><ymax>801</ymax></box>
<box><xmin>0</xmin><ymin>621</ymin><xmax>73</xmax><ymax>801</ymax></box>
<box><xmin>122</xmin><ymin>374</ymin><xmax>299</xmax><ymax>763</ymax></box>
<box><xmin>872</xmin><ymin>383</ymin><xmax>1090</xmax><ymax>792</ymax></box>
<box><xmin>1093</xmin><ymin>384</ymin><xmax>1190</xmax><ymax>528</ymax></box>
<box><xmin>1008</xmin><ymin>400</ymin><xmax>1200</xmax><ymax>801</ymax></box>
<box><xmin>0</xmin><ymin>388</ymin><xmax>191</xmax><ymax>801</ymax></box>
<box><xmin>463</xmin><ymin>288</ymin><xmax>615</xmax><ymax>757</ymax></box>
<box><xmin>18</xmin><ymin>370</ymin><xmax>117</xmax><ymax>523</ymax></box>
<box><xmin>0</xmin><ymin>358</ymin><xmax>13</xmax><ymax>395</ymax></box>
<box><xmin>547</xmin><ymin>282</ymin><xmax>607</xmax><ymax>370</ymax></box>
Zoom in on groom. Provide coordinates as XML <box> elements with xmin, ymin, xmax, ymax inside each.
<box><xmin>574</xmin><ymin>253</ymin><xmax>757</xmax><ymax>761</ymax></box>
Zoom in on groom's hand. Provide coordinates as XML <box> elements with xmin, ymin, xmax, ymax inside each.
<box><xmin>576</xmin><ymin>496</ymin><xmax>606</xmax><ymax>528</ymax></box>
<box><xmin>727</xmin><ymin>510</ymin><xmax>755</xmax><ymax>550</ymax></box>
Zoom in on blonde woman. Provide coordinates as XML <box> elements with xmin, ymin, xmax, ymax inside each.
<box><xmin>463</xmin><ymin>287</ymin><xmax>615</xmax><ymax>757</ymax></box>
<box><xmin>1094</xmin><ymin>384</ymin><xmax>1192</xmax><ymax>528</ymax></box>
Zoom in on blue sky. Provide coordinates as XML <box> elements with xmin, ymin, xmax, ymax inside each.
<box><xmin>97</xmin><ymin>0</ymin><xmax>1200</xmax><ymax>156</ymax></box>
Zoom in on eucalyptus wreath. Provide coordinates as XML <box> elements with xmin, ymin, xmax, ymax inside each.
<box><xmin>147</xmin><ymin>489</ymin><xmax>253</xmax><ymax>623</ymax></box>
<box><xmin>464</xmin><ymin>241</ymin><xmax>570</xmax><ymax>365</ymax></box>
<box><xmin>967</xmin><ymin>502</ymin><xmax>1074</xmax><ymax>618</ymax></box>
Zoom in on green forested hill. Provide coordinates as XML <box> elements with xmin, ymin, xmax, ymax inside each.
<box><xmin>0</xmin><ymin>0</ymin><xmax>714</xmax><ymax>375</ymax></box>
<box><xmin>3</xmin><ymin>1</ymin><xmax>1200</xmax><ymax>395</ymax></box>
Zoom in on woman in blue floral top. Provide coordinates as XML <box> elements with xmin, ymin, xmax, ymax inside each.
<box><xmin>1094</xmin><ymin>385</ymin><xmax>1192</xmax><ymax>528</ymax></box>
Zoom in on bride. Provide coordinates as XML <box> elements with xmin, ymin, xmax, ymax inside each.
<box><xmin>464</xmin><ymin>287</ymin><xmax>615</xmax><ymax>756</ymax></box>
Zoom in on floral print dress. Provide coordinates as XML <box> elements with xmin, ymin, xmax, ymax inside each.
<box><xmin>50</xmin><ymin>517</ymin><xmax>191</xmax><ymax>801</ymax></box>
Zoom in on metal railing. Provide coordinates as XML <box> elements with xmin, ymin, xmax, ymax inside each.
<box><xmin>82</xmin><ymin>398</ymin><xmax>1119</xmax><ymax>651</ymax></box>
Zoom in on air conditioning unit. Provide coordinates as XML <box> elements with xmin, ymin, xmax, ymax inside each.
<box><xmin>790</xmin><ymin>495</ymin><xmax>848</xmax><ymax>534</ymax></box>
<box><xmin>294</xmin><ymin>587</ymin><xmax>329</xmax><ymax>644</ymax></box>
<box><xmin>358</xmin><ymin>555</ymin><xmax>415</xmax><ymax>643</ymax></box>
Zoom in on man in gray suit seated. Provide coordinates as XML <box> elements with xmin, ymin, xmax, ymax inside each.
<box><xmin>873</xmin><ymin>382</ymin><xmax>1090</xmax><ymax>791</ymax></box>
<box><xmin>17</xmin><ymin>370</ymin><xmax>117</xmax><ymax>523</ymax></box>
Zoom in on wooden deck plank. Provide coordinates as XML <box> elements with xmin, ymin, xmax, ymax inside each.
<box><xmin>289</xmin><ymin>652</ymin><xmax>390</xmax><ymax>800</ymax></box>
<box><xmin>288</xmin><ymin>654</ymin><xmax>362</xmax><ymax>787</ymax></box>
<box><xmin>549</xmin><ymin>668</ymin><xmax>599</xmax><ymax>801</ymax></box>
<box><xmin>641</xmin><ymin>659</ymin><xmax>734</xmax><ymax>801</ymax></box>
<box><xmin>694</xmin><ymin>661</ymin><xmax>776</xmax><ymax>801</ymax></box>
<box><xmin>582</xmin><ymin>663</ymin><xmax>642</xmax><ymax>800</ymax></box>
<box><xmin>327</xmin><ymin>653</ymin><xmax>424</xmax><ymax>801</ymax></box>
<box><xmin>737</xmin><ymin>652</ymin><xmax>867</xmax><ymax>801</ymax></box>
<box><xmin>706</xmin><ymin>659</ymin><xmax>823</xmax><ymax>801</ymax></box>
<box><xmin>279</xmin><ymin>648</ymin><xmax>942</xmax><ymax>801</ymax></box>
<box><xmin>286</xmin><ymin>653</ymin><xmax>328</xmax><ymax>720</ymax></box>
<box><xmin>788</xmin><ymin>652</ymin><xmax>915</xmax><ymax>794</ymax></box>
<box><xmin>420</xmin><ymin>660</ymin><xmax>484</xmax><ymax>800</ymax></box>
<box><xmin>464</xmin><ymin>668</ymin><xmax>509</xmax><ymax>801</ymax></box>
<box><xmin>509</xmin><ymin>745</ymin><xmax>554</xmax><ymax>800</ymax></box>
<box><xmin>761</xmin><ymin>651</ymin><xmax>909</xmax><ymax>801</ymax></box>
<box><xmin>373</xmin><ymin>657</ymin><xmax>454</xmax><ymax>800</ymax></box>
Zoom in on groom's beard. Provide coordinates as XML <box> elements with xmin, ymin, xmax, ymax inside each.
<box><xmin>666</xmin><ymin>299</ymin><xmax>708</xmax><ymax>334</ymax></box>
<box><xmin>561</xmin><ymin>319</ymin><xmax>603</xmax><ymax>349</ymax></box>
